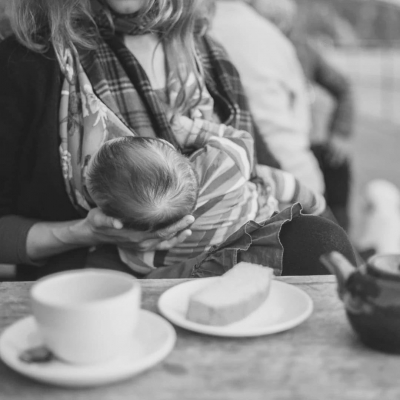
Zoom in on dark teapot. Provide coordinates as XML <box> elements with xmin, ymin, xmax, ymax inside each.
<box><xmin>320</xmin><ymin>252</ymin><xmax>400</xmax><ymax>353</ymax></box>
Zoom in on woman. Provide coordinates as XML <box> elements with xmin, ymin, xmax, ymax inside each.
<box><xmin>0</xmin><ymin>0</ymin><xmax>356</xmax><ymax>280</ymax></box>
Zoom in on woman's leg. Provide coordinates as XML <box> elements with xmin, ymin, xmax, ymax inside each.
<box><xmin>280</xmin><ymin>214</ymin><xmax>357</xmax><ymax>276</ymax></box>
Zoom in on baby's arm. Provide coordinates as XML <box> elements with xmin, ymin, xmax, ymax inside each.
<box><xmin>187</xmin><ymin>121</ymin><xmax>254</xmax><ymax>201</ymax></box>
<box><xmin>256</xmin><ymin>165</ymin><xmax>326</xmax><ymax>215</ymax></box>
<box><xmin>192</xmin><ymin>124</ymin><xmax>253</xmax><ymax>181</ymax></box>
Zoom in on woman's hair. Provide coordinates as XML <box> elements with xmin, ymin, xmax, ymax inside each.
<box><xmin>9</xmin><ymin>0</ymin><xmax>96</xmax><ymax>63</ymax></box>
<box><xmin>9</xmin><ymin>0</ymin><xmax>213</xmax><ymax>115</ymax></box>
<box><xmin>86</xmin><ymin>137</ymin><xmax>199</xmax><ymax>232</ymax></box>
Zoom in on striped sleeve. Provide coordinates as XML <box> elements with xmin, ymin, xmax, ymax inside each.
<box><xmin>188</xmin><ymin>121</ymin><xmax>254</xmax><ymax>202</ymax></box>
<box><xmin>188</xmin><ymin>118</ymin><xmax>254</xmax><ymax>176</ymax></box>
<box><xmin>256</xmin><ymin>165</ymin><xmax>326</xmax><ymax>215</ymax></box>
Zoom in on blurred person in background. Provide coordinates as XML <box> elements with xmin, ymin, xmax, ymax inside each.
<box><xmin>251</xmin><ymin>0</ymin><xmax>355</xmax><ymax>231</ymax></box>
<box><xmin>211</xmin><ymin>0</ymin><xmax>325</xmax><ymax>198</ymax></box>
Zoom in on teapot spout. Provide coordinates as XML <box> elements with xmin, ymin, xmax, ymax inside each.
<box><xmin>320</xmin><ymin>251</ymin><xmax>357</xmax><ymax>296</ymax></box>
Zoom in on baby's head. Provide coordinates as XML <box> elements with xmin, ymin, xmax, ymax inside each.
<box><xmin>87</xmin><ymin>137</ymin><xmax>199</xmax><ymax>232</ymax></box>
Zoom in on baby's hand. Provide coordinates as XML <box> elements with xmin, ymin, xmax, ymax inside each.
<box><xmin>170</xmin><ymin>115</ymin><xmax>194</xmax><ymax>148</ymax></box>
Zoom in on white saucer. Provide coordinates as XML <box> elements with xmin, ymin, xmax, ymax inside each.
<box><xmin>0</xmin><ymin>310</ymin><xmax>176</xmax><ymax>387</ymax></box>
<box><xmin>158</xmin><ymin>278</ymin><xmax>313</xmax><ymax>337</ymax></box>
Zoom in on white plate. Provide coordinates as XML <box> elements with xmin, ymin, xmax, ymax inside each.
<box><xmin>0</xmin><ymin>310</ymin><xmax>176</xmax><ymax>387</ymax></box>
<box><xmin>158</xmin><ymin>278</ymin><xmax>313</xmax><ymax>337</ymax></box>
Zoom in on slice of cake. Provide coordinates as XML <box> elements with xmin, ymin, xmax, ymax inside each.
<box><xmin>186</xmin><ymin>262</ymin><xmax>273</xmax><ymax>326</ymax></box>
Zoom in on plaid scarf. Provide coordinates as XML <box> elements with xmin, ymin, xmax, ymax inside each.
<box><xmin>59</xmin><ymin>5</ymin><xmax>255</xmax><ymax>214</ymax></box>
<box><xmin>90</xmin><ymin>33</ymin><xmax>254</xmax><ymax>138</ymax></box>
<box><xmin>87</xmin><ymin>3</ymin><xmax>254</xmax><ymax>138</ymax></box>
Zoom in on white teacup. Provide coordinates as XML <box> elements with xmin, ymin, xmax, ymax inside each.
<box><xmin>30</xmin><ymin>269</ymin><xmax>141</xmax><ymax>365</ymax></box>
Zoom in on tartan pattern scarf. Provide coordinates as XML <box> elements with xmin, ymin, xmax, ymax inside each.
<box><xmin>88</xmin><ymin>33</ymin><xmax>254</xmax><ymax>141</ymax></box>
<box><xmin>84</xmin><ymin>4</ymin><xmax>254</xmax><ymax>139</ymax></box>
<box><xmin>58</xmin><ymin>5</ymin><xmax>255</xmax><ymax>214</ymax></box>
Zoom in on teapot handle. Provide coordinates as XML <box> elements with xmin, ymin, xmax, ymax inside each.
<box><xmin>320</xmin><ymin>251</ymin><xmax>356</xmax><ymax>296</ymax></box>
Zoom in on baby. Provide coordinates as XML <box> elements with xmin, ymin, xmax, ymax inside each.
<box><xmin>87</xmin><ymin>136</ymin><xmax>198</xmax><ymax>233</ymax></box>
<box><xmin>87</xmin><ymin>117</ymin><xmax>326</xmax><ymax>274</ymax></box>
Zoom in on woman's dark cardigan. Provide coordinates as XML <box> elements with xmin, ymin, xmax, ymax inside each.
<box><xmin>0</xmin><ymin>37</ymin><xmax>92</xmax><ymax>278</ymax></box>
<box><xmin>0</xmin><ymin>36</ymin><xmax>280</xmax><ymax>279</ymax></box>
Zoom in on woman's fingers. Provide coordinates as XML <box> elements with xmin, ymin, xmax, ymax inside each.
<box><xmin>112</xmin><ymin>219</ymin><xmax>124</xmax><ymax>229</ymax></box>
<box><xmin>86</xmin><ymin>209</ymin><xmax>194</xmax><ymax>251</ymax></box>
<box><xmin>89</xmin><ymin>208</ymin><xmax>123</xmax><ymax>230</ymax></box>
<box><xmin>327</xmin><ymin>148</ymin><xmax>345</xmax><ymax>167</ymax></box>
<box><xmin>155</xmin><ymin>229</ymin><xmax>193</xmax><ymax>250</ymax></box>
<box><xmin>176</xmin><ymin>228</ymin><xmax>193</xmax><ymax>243</ymax></box>
<box><xmin>327</xmin><ymin>136</ymin><xmax>351</xmax><ymax>166</ymax></box>
<box><xmin>89</xmin><ymin>209</ymin><xmax>114</xmax><ymax>229</ymax></box>
<box><xmin>136</xmin><ymin>229</ymin><xmax>193</xmax><ymax>252</ymax></box>
<box><xmin>154</xmin><ymin>215</ymin><xmax>195</xmax><ymax>239</ymax></box>
<box><xmin>87</xmin><ymin>208</ymin><xmax>123</xmax><ymax>230</ymax></box>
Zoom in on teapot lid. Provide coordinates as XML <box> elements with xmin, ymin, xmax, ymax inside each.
<box><xmin>367</xmin><ymin>254</ymin><xmax>400</xmax><ymax>281</ymax></box>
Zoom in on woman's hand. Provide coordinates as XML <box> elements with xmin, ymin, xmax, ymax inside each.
<box><xmin>170</xmin><ymin>114</ymin><xmax>195</xmax><ymax>148</ymax></box>
<box><xmin>26</xmin><ymin>209</ymin><xmax>195</xmax><ymax>262</ymax></box>
<box><xmin>326</xmin><ymin>135</ymin><xmax>352</xmax><ymax>167</ymax></box>
<box><xmin>77</xmin><ymin>208</ymin><xmax>195</xmax><ymax>252</ymax></box>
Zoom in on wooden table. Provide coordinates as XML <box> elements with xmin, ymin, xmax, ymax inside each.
<box><xmin>0</xmin><ymin>276</ymin><xmax>399</xmax><ymax>400</ymax></box>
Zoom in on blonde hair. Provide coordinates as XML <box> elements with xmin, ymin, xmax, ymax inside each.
<box><xmin>9</xmin><ymin>0</ymin><xmax>210</xmax><ymax>115</ymax></box>
<box><xmin>9</xmin><ymin>0</ymin><xmax>96</xmax><ymax>63</ymax></box>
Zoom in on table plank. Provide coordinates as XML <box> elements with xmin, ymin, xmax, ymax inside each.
<box><xmin>0</xmin><ymin>276</ymin><xmax>399</xmax><ymax>400</ymax></box>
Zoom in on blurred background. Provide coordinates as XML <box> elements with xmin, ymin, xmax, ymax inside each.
<box><xmin>292</xmin><ymin>0</ymin><xmax>400</xmax><ymax>241</ymax></box>
<box><xmin>0</xmin><ymin>0</ymin><xmax>399</xmax><ymax>276</ymax></box>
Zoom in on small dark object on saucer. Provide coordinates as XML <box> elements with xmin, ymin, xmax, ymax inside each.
<box><xmin>19</xmin><ymin>346</ymin><xmax>54</xmax><ymax>364</ymax></box>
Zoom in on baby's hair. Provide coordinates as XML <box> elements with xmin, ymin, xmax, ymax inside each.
<box><xmin>87</xmin><ymin>137</ymin><xmax>199</xmax><ymax>232</ymax></box>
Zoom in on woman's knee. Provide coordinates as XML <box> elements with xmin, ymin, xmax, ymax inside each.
<box><xmin>280</xmin><ymin>214</ymin><xmax>356</xmax><ymax>275</ymax></box>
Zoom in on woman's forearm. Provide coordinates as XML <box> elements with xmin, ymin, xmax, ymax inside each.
<box><xmin>24</xmin><ymin>209</ymin><xmax>195</xmax><ymax>264</ymax></box>
<box><xmin>26</xmin><ymin>219</ymin><xmax>95</xmax><ymax>262</ymax></box>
